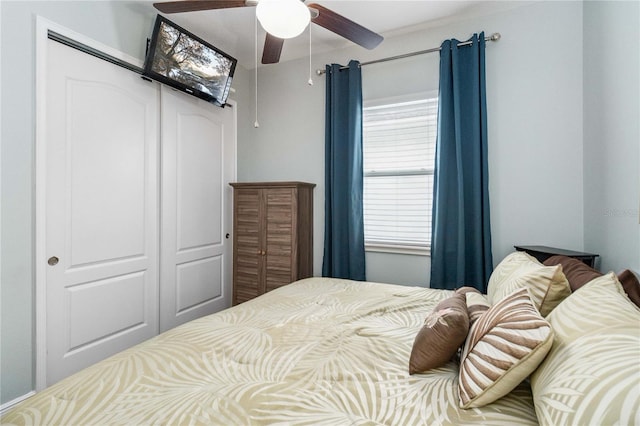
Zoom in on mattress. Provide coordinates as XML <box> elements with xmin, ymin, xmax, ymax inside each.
<box><xmin>2</xmin><ymin>278</ymin><xmax>538</xmax><ymax>425</ymax></box>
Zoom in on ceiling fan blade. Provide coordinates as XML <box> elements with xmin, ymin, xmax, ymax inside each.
<box><xmin>262</xmin><ymin>34</ymin><xmax>284</xmax><ymax>64</ymax></box>
<box><xmin>308</xmin><ymin>3</ymin><xmax>383</xmax><ymax>50</ymax></box>
<box><xmin>153</xmin><ymin>1</ymin><xmax>248</xmax><ymax>14</ymax></box>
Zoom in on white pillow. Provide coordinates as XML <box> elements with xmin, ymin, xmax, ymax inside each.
<box><xmin>530</xmin><ymin>272</ymin><xmax>640</xmax><ymax>425</ymax></box>
<box><xmin>487</xmin><ymin>252</ymin><xmax>570</xmax><ymax>316</ymax></box>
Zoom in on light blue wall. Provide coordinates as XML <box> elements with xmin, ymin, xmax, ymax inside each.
<box><xmin>2</xmin><ymin>0</ymin><xmax>638</xmax><ymax>409</ymax></box>
<box><xmin>0</xmin><ymin>0</ymin><xmax>157</xmax><ymax>406</ymax></box>
<box><xmin>583</xmin><ymin>1</ymin><xmax>640</xmax><ymax>274</ymax></box>
<box><xmin>237</xmin><ymin>1</ymin><xmax>587</xmax><ymax>286</ymax></box>
<box><xmin>0</xmin><ymin>1</ymin><xmax>253</xmax><ymax>406</ymax></box>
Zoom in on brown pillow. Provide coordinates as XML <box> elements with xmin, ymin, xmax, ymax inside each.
<box><xmin>409</xmin><ymin>293</ymin><xmax>469</xmax><ymax>374</ymax></box>
<box><xmin>543</xmin><ymin>255</ymin><xmax>602</xmax><ymax>291</ymax></box>
<box><xmin>455</xmin><ymin>287</ymin><xmax>490</xmax><ymax>326</ymax></box>
<box><xmin>544</xmin><ymin>256</ymin><xmax>640</xmax><ymax>308</ymax></box>
<box><xmin>617</xmin><ymin>269</ymin><xmax>640</xmax><ymax>308</ymax></box>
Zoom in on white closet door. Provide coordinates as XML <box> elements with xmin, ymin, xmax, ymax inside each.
<box><xmin>45</xmin><ymin>40</ymin><xmax>159</xmax><ymax>385</ymax></box>
<box><xmin>159</xmin><ymin>86</ymin><xmax>235</xmax><ymax>332</ymax></box>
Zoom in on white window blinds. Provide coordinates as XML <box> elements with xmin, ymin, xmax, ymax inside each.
<box><xmin>363</xmin><ymin>98</ymin><xmax>437</xmax><ymax>251</ymax></box>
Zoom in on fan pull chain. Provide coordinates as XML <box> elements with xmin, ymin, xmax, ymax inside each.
<box><xmin>308</xmin><ymin>23</ymin><xmax>313</xmax><ymax>86</ymax></box>
<box><xmin>254</xmin><ymin>13</ymin><xmax>260</xmax><ymax>128</ymax></box>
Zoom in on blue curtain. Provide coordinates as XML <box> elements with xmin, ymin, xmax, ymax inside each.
<box><xmin>430</xmin><ymin>33</ymin><xmax>493</xmax><ymax>291</ymax></box>
<box><xmin>322</xmin><ymin>60</ymin><xmax>366</xmax><ymax>280</ymax></box>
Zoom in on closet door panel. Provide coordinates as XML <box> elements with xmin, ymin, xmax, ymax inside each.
<box><xmin>160</xmin><ymin>86</ymin><xmax>234</xmax><ymax>332</ymax></box>
<box><xmin>67</xmin><ymin>82</ymin><xmax>147</xmax><ymax>265</ymax></box>
<box><xmin>176</xmin><ymin>257</ymin><xmax>223</xmax><ymax>312</ymax></box>
<box><xmin>176</xmin><ymin>115</ymin><xmax>223</xmax><ymax>251</ymax></box>
<box><xmin>45</xmin><ymin>39</ymin><xmax>159</xmax><ymax>386</ymax></box>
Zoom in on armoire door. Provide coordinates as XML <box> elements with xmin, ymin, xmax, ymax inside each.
<box><xmin>45</xmin><ymin>39</ymin><xmax>160</xmax><ymax>386</ymax></box>
<box><xmin>232</xmin><ymin>188</ymin><xmax>263</xmax><ymax>304</ymax></box>
<box><xmin>264</xmin><ymin>188</ymin><xmax>296</xmax><ymax>293</ymax></box>
<box><xmin>159</xmin><ymin>86</ymin><xmax>235</xmax><ymax>332</ymax></box>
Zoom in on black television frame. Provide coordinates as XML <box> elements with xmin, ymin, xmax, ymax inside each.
<box><xmin>143</xmin><ymin>15</ymin><xmax>237</xmax><ymax>107</ymax></box>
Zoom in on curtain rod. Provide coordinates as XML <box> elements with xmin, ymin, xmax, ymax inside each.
<box><xmin>316</xmin><ymin>32</ymin><xmax>500</xmax><ymax>75</ymax></box>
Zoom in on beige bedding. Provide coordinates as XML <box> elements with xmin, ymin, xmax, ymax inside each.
<box><xmin>2</xmin><ymin>278</ymin><xmax>537</xmax><ymax>425</ymax></box>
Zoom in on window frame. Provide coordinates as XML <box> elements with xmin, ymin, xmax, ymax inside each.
<box><xmin>362</xmin><ymin>91</ymin><xmax>438</xmax><ymax>256</ymax></box>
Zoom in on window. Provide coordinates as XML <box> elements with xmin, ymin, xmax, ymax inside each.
<box><xmin>362</xmin><ymin>97</ymin><xmax>437</xmax><ymax>254</ymax></box>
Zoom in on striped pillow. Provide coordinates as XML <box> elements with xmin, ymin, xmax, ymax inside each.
<box><xmin>459</xmin><ymin>288</ymin><xmax>554</xmax><ymax>408</ymax></box>
<box><xmin>488</xmin><ymin>251</ymin><xmax>571</xmax><ymax>316</ymax></box>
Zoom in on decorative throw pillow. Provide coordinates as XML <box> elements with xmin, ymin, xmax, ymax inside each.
<box><xmin>459</xmin><ymin>288</ymin><xmax>554</xmax><ymax>409</ymax></box>
<box><xmin>543</xmin><ymin>255</ymin><xmax>602</xmax><ymax>292</ymax></box>
<box><xmin>409</xmin><ymin>293</ymin><xmax>469</xmax><ymax>374</ymax></box>
<box><xmin>530</xmin><ymin>273</ymin><xmax>640</xmax><ymax>425</ymax></box>
<box><xmin>617</xmin><ymin>269</ymin><xmax>640</xmax><ymax>308</ymax></box>
<box><xmin>488</xmin><ymin>251</ymin><xmax>571</xmax><ymax>316</ymax></box>
<box><xmin>455</xmin><ymin>287</ymin><xmax>491</xmax><ymax>326</ymax></box>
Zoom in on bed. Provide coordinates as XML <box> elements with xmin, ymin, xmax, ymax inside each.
<box><xmin>3</xmin><ymin>253</ymin><xmax>639</xmax><ymax>425</ymax></box>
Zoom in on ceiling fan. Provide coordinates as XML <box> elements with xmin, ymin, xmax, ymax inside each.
<box><xmin>153</xmin><ymin>0</ymin><xmax>384</xmax><ymax>64</ymax></box>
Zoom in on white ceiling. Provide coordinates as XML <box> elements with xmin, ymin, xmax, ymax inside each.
<box><xmin>140</xmin><ymin>1</ymin><xmax>520</xmax><ymax>68</ymax></box>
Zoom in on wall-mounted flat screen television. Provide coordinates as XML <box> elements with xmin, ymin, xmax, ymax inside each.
<box><xmin>143</xmin><ymin>15</ymin><xmax>237</xmax><ymax>107</ymax></box>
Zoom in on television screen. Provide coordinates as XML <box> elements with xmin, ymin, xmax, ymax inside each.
<box><xmin>143</xmin><ymin>15</ymin><xmax>237</xmax><ymax>107</ymax></box>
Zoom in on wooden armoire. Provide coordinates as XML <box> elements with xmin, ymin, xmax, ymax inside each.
<box><xmin>230</xmin><ymin>182</ymin><xmax>315</xmax><ymax>304</ymax></box>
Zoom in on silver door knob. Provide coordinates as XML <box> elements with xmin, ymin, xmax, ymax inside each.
<box><xmin>48</xmin><ymin>256</ymin><xmax>59</xmax><ymax>266</ymax></box>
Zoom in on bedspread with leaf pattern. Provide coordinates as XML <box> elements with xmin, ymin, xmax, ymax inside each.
<box><xmin>2</xmin><ymin>278</ymin><xmax>537</xmax><ymax>425</ymax></box>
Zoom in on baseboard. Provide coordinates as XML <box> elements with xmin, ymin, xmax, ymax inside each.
<box><xmin>0</xmin><ymin>391</ymin><xmax>35</xmax><ymax>415</ymax></box>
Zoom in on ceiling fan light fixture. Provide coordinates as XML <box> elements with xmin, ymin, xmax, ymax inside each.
<box><xmin>256</xmin><ymin>0</ymin><xmax>310</xmax><ymax>39</ymax></box>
